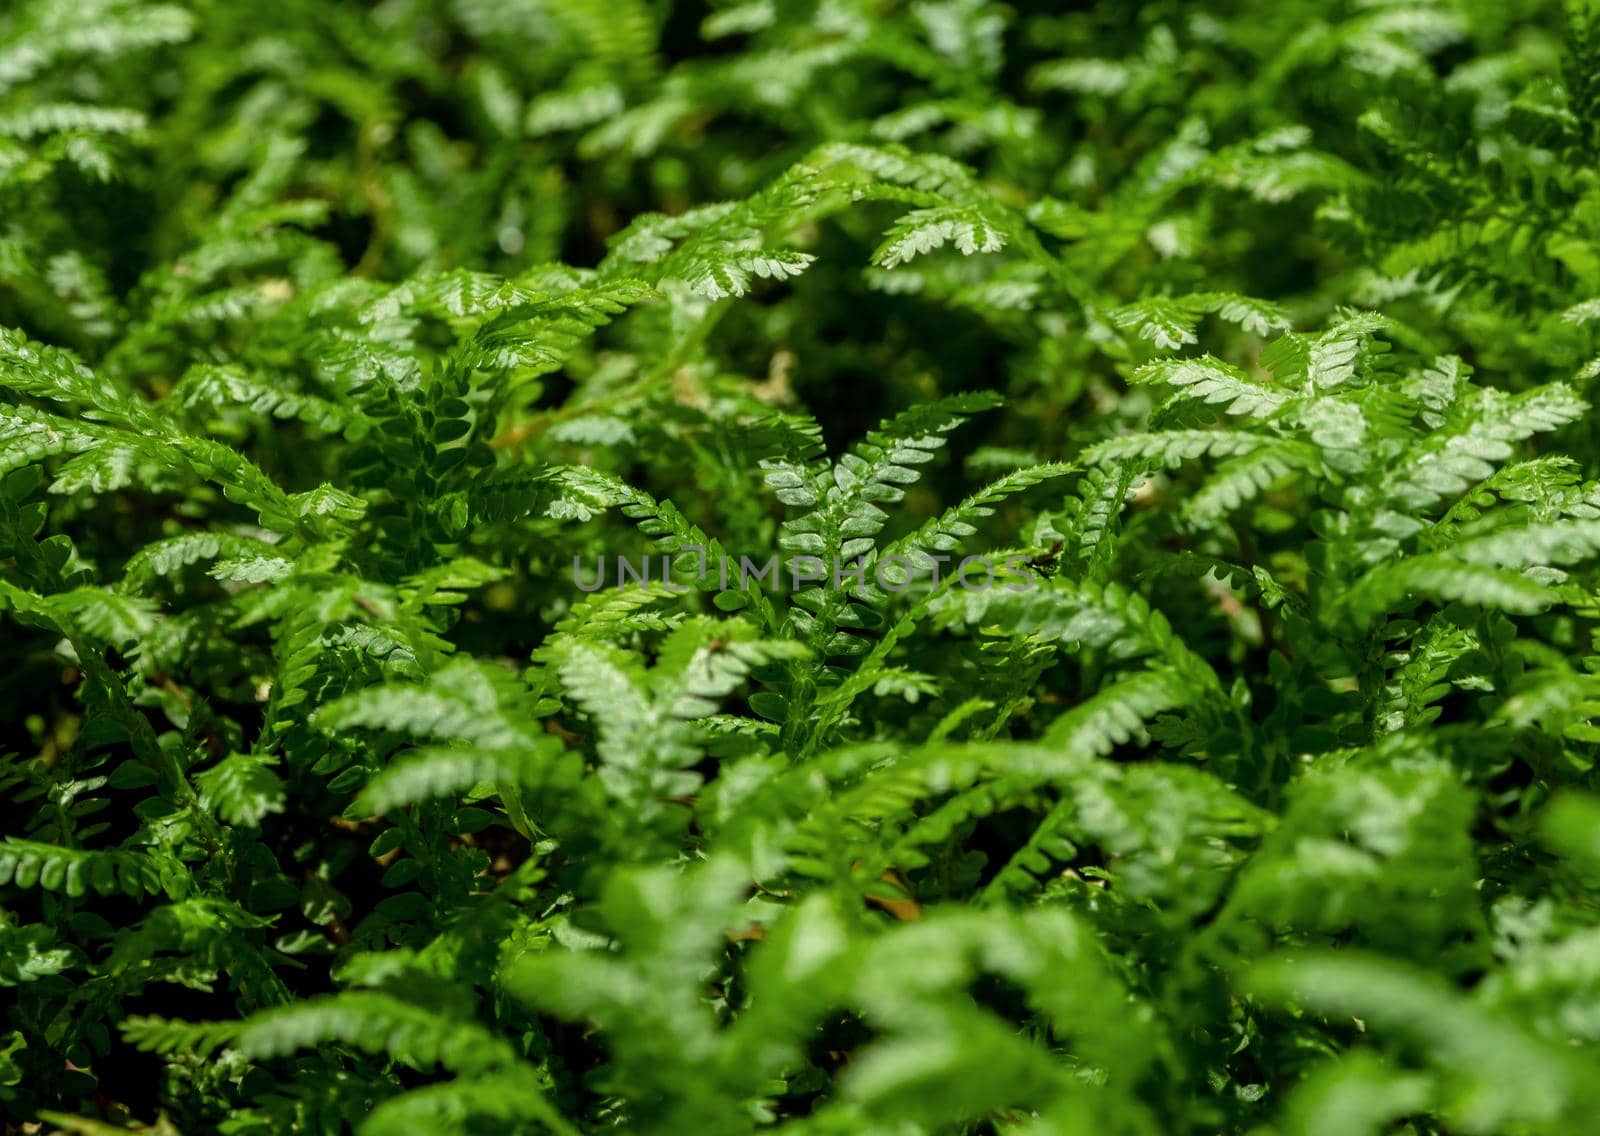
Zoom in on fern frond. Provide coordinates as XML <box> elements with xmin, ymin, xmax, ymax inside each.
<box><xmin>0</xmin><ymin>839</ymin><xmax>167</xmax><ymax>898</ymax></box>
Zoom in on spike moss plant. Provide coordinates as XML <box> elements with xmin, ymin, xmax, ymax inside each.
<box><xmin>8</xmin><ymin>0</ymin><xmax>1600</xmax><ymax>1133</ymax></box>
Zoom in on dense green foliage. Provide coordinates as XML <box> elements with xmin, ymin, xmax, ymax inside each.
<box><xmin>8</xmin><ymin>0</ymin><xmax>1600</xmax><ymax>1132</ymax></box>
